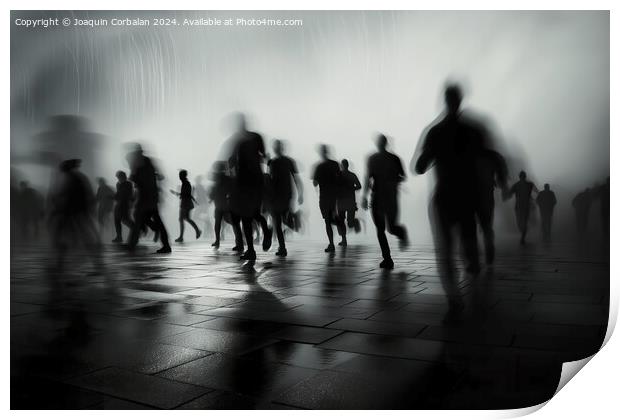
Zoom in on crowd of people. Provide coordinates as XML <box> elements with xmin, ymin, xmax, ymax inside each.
<box><xmin>11</xmin><ymin>84</ymin><xmax>610</xmax><ymax>274</ymax></box>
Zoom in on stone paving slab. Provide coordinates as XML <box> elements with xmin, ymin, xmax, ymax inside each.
<box><xmin>10</xmin><ymin>240</ymin><xmax>609</xmax><ymax>409</ymax></box>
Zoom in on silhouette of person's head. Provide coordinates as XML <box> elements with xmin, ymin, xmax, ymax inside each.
<box><xmin>319</xmin><ymin>144</ymin><xmax>330</xmax><ymax>160</ymax></box>
<box><xmin>519</xmin><ymin>171</ymin><xmax>527</xmax><ymax>180</ymax></box>
<box><xmin>124</xmin><ymin>143</ymin><xmax>144</xmax><ymax>169</ymax></box>
<box><xmin>97</xmin><ymin>177</ymin><xmax>106</xmax><ymax>187</ymax></box>
<box><xmin>273</xmin><ymin>139</ymin><xmax>284</xmax><ymax>157</ymax></box>
<box><xmin>376</xmin><ymin>134</ymin><xmax>388</xmax><ymax>152</ymax></box>
<box><xmin>232</xmin><ymin>112</ymin><xmax>247</xmax><ymax>133</ymax></box>
<box><xmin>116</xmin><ymin>170</ymin><xmax>127</xmax><ymax>182</ymax></box>
<box><xmin>179</xmin><ymin>170</ymin><xmax>188</xmax><ymax>180</ymax></box>
<box><xmin>544</xmin><ymin>183</ymin><xmax>550</xmax><ymax>191</ymax></box>
<box><xmin>341</xmin><ymin>159</ymin><xmax>349</xmax><ymax>171</ymax></box>
<box><xmin>444</xmin><ymin>84</ymin><xmax>463</xmax><ymax>116</ymax></box>
<box><xmin>60</xmin><ymin>159</ymin><xmax>81</xmax><ymax>173</ymax></box>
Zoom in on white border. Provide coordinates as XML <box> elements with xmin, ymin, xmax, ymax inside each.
<box><xmin>3</xmin><ymin>1</ymin><xmax>617</xmax><ymax>419</ymax></box>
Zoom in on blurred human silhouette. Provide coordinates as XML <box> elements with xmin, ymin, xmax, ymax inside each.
<box><xmin>312</xmin><ymin>144</ymin><xmax>346</xmax><ymax>253</ymax></box>
<box><xmin>226</xmin><ymin>113</ymin><xmax>272</xmax><ymax>261</ymax></box>
<box><xmin>505</xmin><ymin>171</ymin><xmax>539</xmax><ymax>245</ymax></box>
<box><xmin>125</xmin><ymin>144</ymin><xmax>171</xmax><ymax>253</ymax></box>
<box><xmin>536</xmin><ymin>184</ymin><xmax>557</xmax><ymax>243</ymax></box>
<box><xmin>111</xmin><ymin>170</ymin><xmax>134</xmax><ymax>243</ymax></box>
<box><xmin>595</xmin><ymin>177</ymin><xmax>610</xmax><ymax>237</ymax></box>
<box><xmin>95</xmin><ymin>177</ymin><xmax>115</xmax><ymax>234</ymax></box>
<box><xmin>209</xmin><ymin>161</ymin><xmax>243</xmax><ymax>251</ymax></box>
<box><xmin>475</xmin><ymin>148</ymin><xmax>508</xmax><ymax>264</ymax></box>
<box><xmin>170</xmin><ymin>170</ymin><xmax>202</xmax><ymax>242</ymax></box>
<box><xmin>16</xmin><ymin>181</ymin><xmax>44</xmax><ymax>240</ymax></box>
<box><xmin>339</xmin><ymin>159</ymin><xmax>362</xmax><ymax>237</ymax></box>
<box><xmin>414</xmin><ymin>83</ymin><xmax>496</xmax><ymax>320</ymax></box>
<box><xmin>47</xmin><ymin>159</ymin><xmax>102</xmax><ymax>283</ymax></box>
<box><xmin>268</xmin><ymin>139</ymin><xmax>304</xmax><ymax>257</ymax></box>
<box><xmin>361</xmin><ymin>134</ymin><xmax>409</xmax><ymax>269</ymax></box>
<box><xmin>572</xmin><ymin>188</ymin><xmax>593</xmax><ymax>238</ymax></box>
<box><xmin>193</xmin><ymin>175</ymin><xmax>212</xmax><ymax>238</ymax></box>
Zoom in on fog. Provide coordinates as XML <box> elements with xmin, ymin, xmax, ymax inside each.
<box><xmin>10</xmin><ymin>10</ymin><xmax>609</xmax><ymax>243</ymax></box>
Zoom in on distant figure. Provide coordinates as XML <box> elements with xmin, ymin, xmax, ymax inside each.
<box><xmin>268</xmin><ymin>140</ymin><xmax>304</xmax><ymax>257</ymax></box>
<box><xmin>312</xmin><ymin>144</ymin><xmax>346</xmax><ymax>253</ymax></box>
<box><xmin>474</xmin><ymin>149</ymin><xmax>508</xmax><ymax>264</ymax></box>
<box><xmin>414</xmin><ymin>83</ymin><xmax>491</xmax><ymax>319</ymax></box>
<box><xmin>126</xmin><ymin>144</ymin><xmax>171</xmax><ymax>253</ymax></box>
<box><xmin>170</xmin><ymin>170</ymin><xmax>202</xmax><ymax>243</ymax></box>
<box><xmin>17</xmin><ymin>181</ymin><xmax>44</xmax><ymax>240</ymax></box>
<box><xmin>339</xmin><ymin>159</ymin><xmax>362</xmax><ymax>237</ymax></box>
<box><xmin>536</xmin><ymin>184</ymin><xmax>557</xmax><ymax>243</ymax></box>
<box><xmin>112</xmin><ymin>170</ymin><xmax>134</xmax><ymax>243</ymax></box>
<box><xmin>361</xmin><ymin>134</ymin><xmax>409</xmax><ymax>269</ymax></box>
<box><xmin>506</xmin><ymin>171</ymin><xmax>538</xmax><ymax>245</ymax></box>
<box><xmin>95</xmin><ymin>178</ymin><xmax>115</xmax><ymax>233</ymax></box>
<box><xmin>226</xmin><ymin>113</ymin><xmax>272</xmax><ymax>261</ymax></box>
<box><xmin>209</xmin><ymin>161</ymin><xmax>244</xmax><ymax>250</ymax></box>
<box><xmin>193</xmin><ymin>175</ymin><xmax>211</xmax><ymax>238</ymax></box>
<box><xmin>596</xmin><ymin>177</ymin><xmax>610</xmax><ymax>236</ymax></box>
<box><xmin>572</xmin><ymin>188</ymin><xmax>593</xmax><ymax>237</ymax></box>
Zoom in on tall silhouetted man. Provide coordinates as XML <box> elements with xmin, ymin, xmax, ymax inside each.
<box><xmin>339</xmin><ymin>159</ymin><xmax>362</xmax><ymax>239</ymax></box>
<box><xmin>170</xmin><ymin>169</ymin><xmax>202</xmax><ymax>242</ymax></box>
<box><xmin>572</xmin><ymin>188</ymin><xmax>593</xmax><ymax>238</ymax></box>
<box><xmin>112</xmin><ymin>170</ymin><xmax>134</xmax><ymax>243</ymax></box>
<box><xmin>126</xmin><ymin>144</ymin><xmax>171</xmax><ymax>253</ymax></box>
<box><xmin>536</xmin><ymin>183</ymin><xmax>557</xmax><ymax>242</ymax></box>
<box><xmin>506</xmin><ymin>171</ymin><xmax>538</xmax><ymax>245</ymax></box>
<box><xmin>414</xmin><ymin>83</ymin><xmax>491</xmax><ymax>320</ymax></box>
<box><xmin>268</xmin><ymin>140</ymin><xmax>303</xmax><ymax>257</ymax></box>
<box><xmin>362</xmin><ymin>134</ymin><xmax>409</xmax><ymax>269</ymax></box>
<box><xmin>227</xmin><ymin>113</ymin><xmax>272</xmax><ymax>261</ymax></box>
<box><xmin>312</xmin><ymin>144</ymin><xmax>346</xmax><ymax>253</ymax></box>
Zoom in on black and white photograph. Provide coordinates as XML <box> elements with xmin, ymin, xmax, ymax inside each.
<box><xmin>7</xmin><ymin>3</ymin><xmax>615</xmax><ymax>413</ymax></box>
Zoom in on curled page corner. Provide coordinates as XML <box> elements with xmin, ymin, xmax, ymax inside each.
<box><xmin>555</xmin><ymin>355</ymin><xmax>595</xmax><ymax>396</ymax></box>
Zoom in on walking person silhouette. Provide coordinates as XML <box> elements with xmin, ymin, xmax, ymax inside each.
<box><xmin>312</xmin><ymin>144</ymin><xmax>346</xmax><ymax>253</ymax></box>
<box><xmin>170</xmin><ymin>169</ymin><xmax>202</xmax><ymax>242</ymax></box>
<box><xmin>339</xmin><ymin>159</ymin><xmax>362</xmax><ymax>239</ymax></box>
<box><xmin>227</xmin><ymin>113</ymin><xmax>272</xmax><ymax>261</ymax></box>
<box><xmin>111</xmin><ymin>170</ymin><xmax>135</xmax><ymax>243</ymax></box>
<box><xmin>361</xmin><ymin>134</ymin><xmax>409</xmax><ymax>269</ymax></box>
<box><xmin>209</xmin><ymin>161</ymin><xmax>244</xmax><ymax>250</ymax></box>
<box><xmin>414</xmin><ymin>84</ymin><xmax>487</xmax><ymax>319</ymax></box>
<box><xmin>268</xmin><ymin>139</ymin><xmax>304</xmax><ymax>257</ymax></box>
<box><xmin>505</xmin><ymin>171</ymin><xmax>538</xmax><ymax>245</ymax></box>
<box><xmin>126</xmin><ymin>144</ymin><xmax>171</xmax><ymax>253</ymax></box>
<box><xmin>95</xmin><ymin>177</ymin><xmax>115</xmax><ymax>234</ymax></box>
<box><xmin>536</xmin><ymin>184</ymin><xmax>557</xmax><ymax>243</ymax></box>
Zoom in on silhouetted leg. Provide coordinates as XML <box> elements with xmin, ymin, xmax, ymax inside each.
<box><xmin>274</xmin><ymin>212</ymin><xmax>285</xmax><ymax>249</ymax></box>
<box><xmin>242</xmin><ymin>217</ymin><xmax>255</xmax><ymax>252</ymax></box>
<box><xmin>325</xmin><ymin>220</ymin><xmax>334</xmax><ymax>245</ymax></box>
<box><xmin>460</xmin><ymin>211</ymin><xmax>480</xmax><ymax>274</ymax></box>
<box><xmin>113</xmin><ymin>206</ymin><xmax>122</xmax><ymax>240</ymax></box>
<box><xmin>372</xmin><ymin>205</ymin><xmax>390</xmax><ymax>260</ymax></box>
<box><xmin>178</xmin><ymin>209</ymin><xmax>185</xmax><ymax>241</ymax></box>
<box><xmin>185</xmin><ymin>210</ymin><xmax>201</xmax><ymax>237</ymax></box>
<box><xmin>151</xmin><ymin>211</ymin><xmax>170</xmax><ymax>250</ymax></box>
<box><xmin>213</xmin><ymin>209</ymin><xmax>223</xmax><ymax>244</ymax></box>
<box><xmin>230</xmin><ymin>213</ymin><xmax>244</xmax><ymax>250</ymax></box>
<box><xmin>128</xmin><ymin>209</ymin><xmax>146</xmax><ymax>250</ymax></box>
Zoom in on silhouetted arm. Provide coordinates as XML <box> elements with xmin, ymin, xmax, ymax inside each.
<box><xmin>362</xmin><ymin>159</ymin><xmax>372</xmax><ymax>210</ymax></box>
<box><xmin>415</xmin><ymin>132</ymin><xmax>434</xmax><ymax>175</ymax></box>
<box><xmin>293</xmin><ymin>173</ymin><xmax>304</xmax><ymax>205</ymax></box>
<box><xmin>396</xmin><ymin>156</ymin><xmax>406</xmax><ymax>183</ymax></box>
<box><xmin>352</xmin><ymin>174</ymin><xmax>362</xmax><ymax>190</ymax></box>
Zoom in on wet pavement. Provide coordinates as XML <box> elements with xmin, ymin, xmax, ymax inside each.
<box><xmin>10</xmin><ymin>239</ymin><xmax>609</xmax><ymax>409</ymax></box>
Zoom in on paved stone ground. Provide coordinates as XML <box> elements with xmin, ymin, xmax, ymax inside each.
<box><xmin>10</xmin><ymin>238</ymin><xmax>609</xmax><ymax>409</ymax></box>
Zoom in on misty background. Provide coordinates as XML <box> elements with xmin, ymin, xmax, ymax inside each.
<box><xmin>10</xmin><ymin>10</ymin><xmax>610</xmax><ymax>244</ymax></box>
